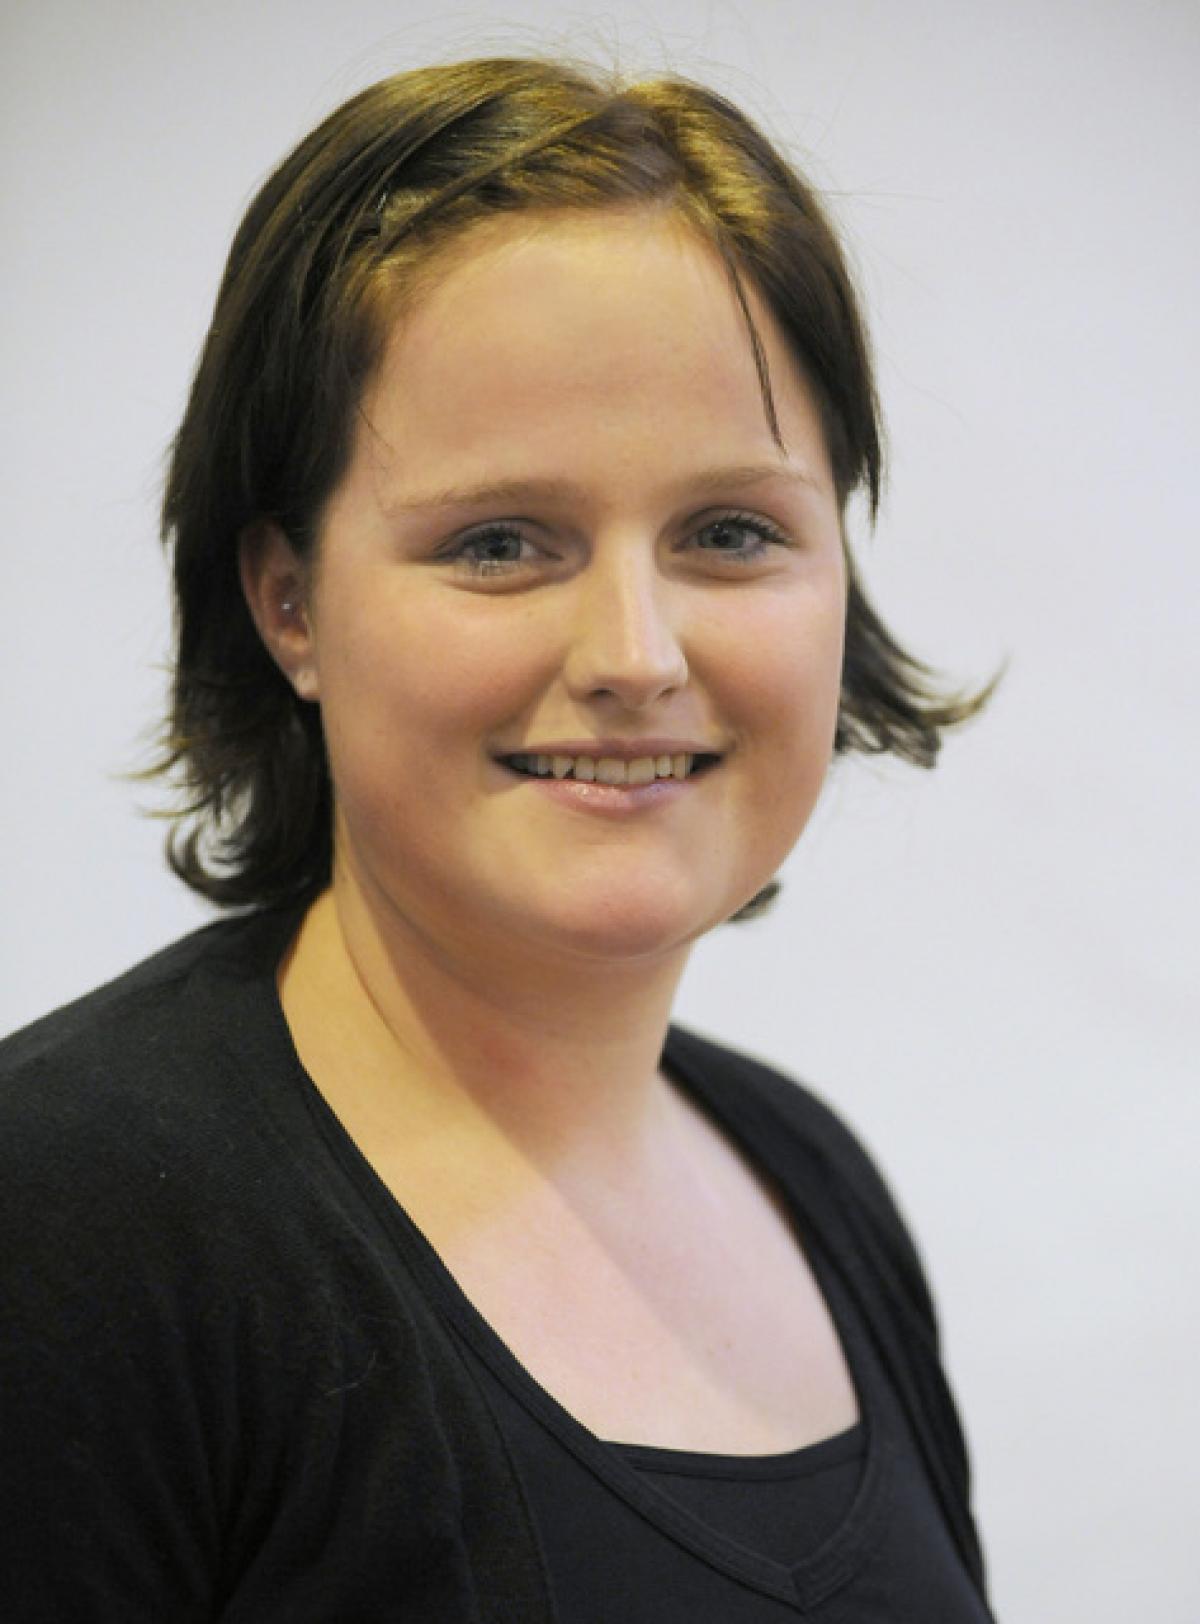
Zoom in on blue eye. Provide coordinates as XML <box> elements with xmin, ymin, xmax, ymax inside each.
<box><xmin>691</xmin><ymin>512</ymin><xmax>791</xmax><ymax>562</ymax></box>
<box><xmin>446</xmin><ymin>524</ymin><xmax>534</xmax><ymax>576</ymax></box>
<box><xmin>441</xmin><ymin>509</ymin><xmax>791</xmax><ymax>578</ymax></box>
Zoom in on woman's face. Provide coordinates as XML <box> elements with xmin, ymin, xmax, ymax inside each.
<box><xmin>278</xmin><ymin>208</ymin><xmax>847</xmax><ymax>968</ymax></box>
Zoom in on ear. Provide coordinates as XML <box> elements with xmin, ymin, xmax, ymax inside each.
<box><xmin>238</xmin><ymin>521</ymin><xmax>320</xmax><ymax>701</ymax></box>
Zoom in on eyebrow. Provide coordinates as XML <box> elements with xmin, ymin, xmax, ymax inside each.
<box><xmin>386</xmin><ymin>463</ymin><xmax>821</xmax><ymax>515</ymax></box>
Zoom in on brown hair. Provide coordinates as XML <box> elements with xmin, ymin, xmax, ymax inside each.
<box><xmin>155</xmin><ymin>55</ymin><xmax>995</xmax><ymax>918</ymax></box>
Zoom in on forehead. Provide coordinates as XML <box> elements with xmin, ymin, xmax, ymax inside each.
<box><xmin>357</xmin><ymin>208</ymin><xmax>831</xmax><ymax>500</ymax></box>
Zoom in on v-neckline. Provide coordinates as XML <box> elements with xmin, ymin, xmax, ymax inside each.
<box><xmin>268</xmin><ymin>961</ymin><xmax>899</xmax><ymax>1607</ymax></box>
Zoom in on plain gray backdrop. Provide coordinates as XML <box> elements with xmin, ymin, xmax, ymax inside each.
<box><xmin>3</xmin><ymin>1</ymin><xmax>1197</xmax><ymax>1617</ymax></box>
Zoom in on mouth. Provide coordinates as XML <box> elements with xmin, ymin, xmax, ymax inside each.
<box><xmin>497</xmin><ymin>751</ymin><xmax>722</xmax><ymax>786</ymax></box>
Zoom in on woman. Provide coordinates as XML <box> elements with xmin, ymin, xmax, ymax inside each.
<box><xmin>0</xmin><ymin>56</ymin><xmax>997</xmax><ymax>1621</ymax></box>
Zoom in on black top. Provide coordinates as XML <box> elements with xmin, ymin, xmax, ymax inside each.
<box><xmin>0</xmin><ymin>905</ymin><xmax>995</xmax><ymax>1620</ymax></box>
<box><xmin>436</xmin><ymin>1180</ymin><xmax>991</xmax><ymax>1619</ymax></box>
<box><xmin>617</xmin><ymin>1422</ymin><xmax>867</xmax><ymax>1569</ymax></box>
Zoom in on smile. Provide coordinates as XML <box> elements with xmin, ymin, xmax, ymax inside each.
<box><xmin>501</xmin><ymin>752</ymin><xmax>721</xmax><ymax>785</ymax></box>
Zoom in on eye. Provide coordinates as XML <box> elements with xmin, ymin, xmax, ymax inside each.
<box><xmin>442</xmin><ymin>523</ymin><xmax>541</xmax><ymax>577</ymax></box>
<box><xmin>689</xmin><ymin>511</ymin><xmax>792</xmax><ymax>564</ymax></box>
<box><xmin>438</xmin><ymin>509</ymin><xmax>792</xmax><ymax>580</ymax></box>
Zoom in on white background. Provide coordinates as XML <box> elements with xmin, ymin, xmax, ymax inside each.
<box><xmin>3</xmin><ymin>2</ymin><xmax>1197</xmax><ymax>1617</ymax></box>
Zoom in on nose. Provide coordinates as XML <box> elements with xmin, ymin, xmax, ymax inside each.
<box><xmin>561</xmin><ymin>542</ymin><xmax>689</xmax><ymax>710</ymax></box>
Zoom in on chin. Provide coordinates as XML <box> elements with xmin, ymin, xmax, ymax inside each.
<box><xmin>507</xmin><ymin>881</ymin><xmax>740</xmax><ymax>966</ymax></box>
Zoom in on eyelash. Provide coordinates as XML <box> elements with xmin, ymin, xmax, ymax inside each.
<box><xmin>443</xmin><ymin>511</ymin><xmax>792</xmax><ymax>577</ymax></box>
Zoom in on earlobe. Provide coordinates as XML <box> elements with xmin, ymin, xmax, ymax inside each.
<box><xmin>238</xmin><ymin>521</ymin><xmax>320</xmax><ymax>701</ymax></box>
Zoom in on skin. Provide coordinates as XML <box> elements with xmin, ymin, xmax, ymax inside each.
<box><xmin>241</xmin><ymin>199</ymin><xmax>844</xmax><ymax>1208</ymax></box>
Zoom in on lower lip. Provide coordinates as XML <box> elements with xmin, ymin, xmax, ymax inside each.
<box><xmin>500</xmin><ymin>768</ymin><xmax>702</xmax><ymax>816</ymax></box>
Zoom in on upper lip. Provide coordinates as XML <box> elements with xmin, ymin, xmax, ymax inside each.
<box><xmin>496</xmin><ymin>739</ymin><xmax>725</xmax><ymax>760</ymax></box>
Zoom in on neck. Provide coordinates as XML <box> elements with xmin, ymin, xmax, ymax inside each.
<box><xmin>279</xmin><ymin>875</ymin><xmax>693</xmax><ymax>1177</ymax></box>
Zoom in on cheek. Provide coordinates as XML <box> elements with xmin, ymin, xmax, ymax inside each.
<box><xmin>713</xmin><ymin>592</ymin><xmax>846</xmax><ymax>839</ymax></box>
<box><xmin>713</xmin><ymin>588</ymin><xmax>846</xmax><ymax>733</ymax></box>
<box><xmin>321</xmin><ymin>589</ymin><xmax>544</xmax><ymax>753</ymax></box>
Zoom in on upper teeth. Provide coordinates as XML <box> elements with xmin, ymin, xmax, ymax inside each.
<box><xmin>507</xmin><ymin>753</ymin><xmax>695</xmax><ymax>784</ymax></box>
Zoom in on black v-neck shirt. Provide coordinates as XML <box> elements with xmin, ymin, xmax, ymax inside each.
<box><xmin>451</xmin><ymin>1230</ymin><xmax>989</xmax><ymax>1619</ymax></box>
<box><xmin>0</xmin><ymin>905</ymin><xmax>995</xmax><ymax>1620</ymax></box>
<box><xmin>396</xmin><ymin>1055</ymin><xmax>991</xmax><ymax>1619</ymax></box>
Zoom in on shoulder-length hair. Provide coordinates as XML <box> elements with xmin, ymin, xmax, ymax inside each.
<box><xmin>155</xmin><ymin>55</ymin><xmax>995</xmax><ymax>919</ymax></box>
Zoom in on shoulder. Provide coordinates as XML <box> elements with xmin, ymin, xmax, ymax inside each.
<box><xmin>0</xmin><ymin>901</ymin><xmax>407</xmax><ymax>1403</ymax></box>
<box><xmin>665</xmin><ymin>1022</ymin><xmax>940</xmax><ymax>1330</ymax></box>
<box><xmin>1</xmin><ymin>906</ymin><xmax>295</xmax><ymax>1069</ymax></box>
<box><xmin>2</xmin><ymin>917</ymin><xmax>219</xmax><ymax>1146</ymax></box>
<box><xmin>0</xmin><ymin>905</ymin><xmax>298</xmax><ymax>1093</ymax></box>
<box><xmin>0</xmin><ymin>907</ymin><xmax>302</xmax><ymax>1243</ymax></box>
<box><xmin>666</xmin><ymin>1021</ymin><xmax>900</xmax><ymax>1202</ymax></box>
